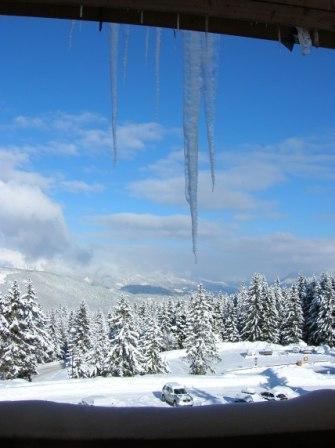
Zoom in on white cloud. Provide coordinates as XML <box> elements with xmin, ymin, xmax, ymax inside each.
<box><xmin>0</xmin><ymin>248</ymin><xmax>27</xmax><ymax>269</ymax></box>
<box><xmin>129</xmin><ymin>134</ymin><xmax>335</xmax><ymax>217</ymax></box>
<box><xmin>129</xmin><ymin>170</ymin><xmax>279</xmax><ymax>215</ymax></box>
<box><xmin>0</xmin><ymin>149</ymin><xmax>90</xmax><ymax>264</ymax></box>
<box><xmin>0</xmin><ymin>179</ymin><xmax>70</xmax><ymax>259</ymax></box>
<box><xmin>94</xmin><ymin>213</ymin><xmax>220</xmax><ymax>240</ymax></box>
<box><xmin>11</xmin><ymin>111</ymin><xmax>106</xmax><ymax>132</ymax></box>
<box><xmin>80</xmin><ymin>122</ymin><xmax>168</xmax><ymax>158</ymax></box>
<box><xmin>0</xmin><ymin>148</ymin><xmax>52</xmax><ymax>188</ymax></box>
<box><xmin>61</xmin><ymin>180</ymin><xmax>105</xmax><ymax>193</ymax></box>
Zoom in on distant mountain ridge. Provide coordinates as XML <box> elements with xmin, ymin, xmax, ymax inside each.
<box><xmin>0</xmin><ymin>267</ymin><xmax>314</xmax><ymax>312</ymax></box>
<box><xmin>0</xmin><ymin>267</ymin><xmax>237</xmax><ymax>312</ymax></box>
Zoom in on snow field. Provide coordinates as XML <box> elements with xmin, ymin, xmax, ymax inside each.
<box><xmin>0</xmin><ymin>342</ymin><xmax>334</xmax><ymax>407</ymax></box>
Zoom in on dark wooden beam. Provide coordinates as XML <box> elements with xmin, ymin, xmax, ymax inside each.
<box><xmin>0</xmin><ymin>1</ymin><xmax>334</xmax><ymax>49</ymax></box>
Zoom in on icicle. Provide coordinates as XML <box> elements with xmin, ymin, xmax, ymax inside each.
<box><xmin>109</xmin><ymin>23</ymin><xmax>119</xmax><ymax>165</ymax></box>
<box><xmin>313</xmin><ymin>29</ymin><xmax>320</xmax><ymax>48</ymax></box>
<box><xmin>201</xmin><ymin>32</ymin><xmax>219</xmax><ymax>191</ymax></box>
<box><xmin>123</xmin><ymin>25</ymin><xmax>130</xmax><ymax>83</ymax></box>
<box><xmin>68</xmin><ymin>20</ymin><xmax>76</xmax><ymax>51</ymax></box>
<box><xmin>183</xmin><ymin>31</ymin><xmax>203</xmax><ymax>261</ymax></box>
<box><xmin>155</xmin><ymin>27</ymin><xmax>161</xmax><ymax>116</ymax></box>
<box><xmin>144</xmin><ymin>27</ymin><xmax>150</xmax><ymax>64</ymax></box>
<box><xmin>296</xmin><ymin>27</ymin><xmax>312</xmax><ymax>55</ymax></box>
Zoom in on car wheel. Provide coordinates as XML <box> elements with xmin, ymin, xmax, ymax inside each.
<box><xmin>161</xmin><ymin>394</ymin><xmax>165</xmax><ymax>402</ymax></box>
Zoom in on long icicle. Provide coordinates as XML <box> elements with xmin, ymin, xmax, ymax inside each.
<box><xmin>123</xmin><ymin>25</ymin><xmax>130</xmax><ymax>83</ymax></box>
<box><xmin>183</xmin><ymin>31</ymin><xmax>203</xmax><ymax>261</ymax></box>
<box><xmin>155</xmin><ymin>27</ymin><xmax>161</xmax><ymax>117</ymax></box>
<box><xmin>201</xmin><ymin>32</ymin><xmax>219</xmax><ymax>191</ymax></box>
<box><xmin>144</xmin><ymin>27</ymin><xmax>150</xmax><ymax>64</ymax></box>
<box><xmin>68</xmin><ymin>20</ymin><xmax>76</xmax><ymax>51</ymax></box>
<box><xmin>109</xmin><ymin>23</ymin><xmax>119</xmax><ymax>165</ymax></box>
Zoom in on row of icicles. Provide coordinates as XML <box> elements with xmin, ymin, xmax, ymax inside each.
<box><xmin>69</xmin><ymin>23</ymin><xmax>312</xmax><ymax>262</ymax></box>
<box><xmin>108</xmin><ymin>24</ymin><xmax>220</xmax><ymax>262</ymax></box>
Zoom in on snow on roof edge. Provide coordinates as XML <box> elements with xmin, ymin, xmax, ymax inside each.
<box><xmin>0</xmin><ymin>390</ymin><xmax>334</xmax><ymax>440</ymax></box>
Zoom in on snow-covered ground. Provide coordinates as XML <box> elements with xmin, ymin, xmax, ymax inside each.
<box><xmin>0</xmin><ymin>342</ymin><xmax>334</xmax><ymax>407</ymax></box>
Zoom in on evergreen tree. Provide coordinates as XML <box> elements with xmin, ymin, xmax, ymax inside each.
<box><xmin>174</xmin><ymin>300</ymin><xmax>188</xmax><ymax>348</ymax></box>
<box><xmin>296</xmin><ymin>274</ymin><xmax>309</xmax><ymax>341</ymax></box>
<box><xmin>280</xmin><ymin>285</ymin><xmax>303</xmax><ymax>344</ymax></box>
<box><xmin>314</xmin><ymin>273</ymin><xmax>335</xmax><ymax>346</ymax></box>
<box><xmin>305</xmin><ymin>278</ymin><xmax>321</xmax><ymax>345</ymax></box>
<box><xmin>0</xmin><ymin>294</ymin><xmax>10</xmax><ymax>379</ymax></box>
<box><xmin>1</xmin><ymin>282</ymin><xmax>38</xmax><ymax>381</ymax></box>
<box><xmin>107</xmin><ymin>297</ymin><xmax>144</xmax><ymax>377</ymax></box>
<box><xmin>185</xmin><ymin>285</ymin><xmax>220</xmax><ymax>375</ymax></box>
<box><xmin>236</xmin><ymin>285</ymin><xmax>248</xmax><ymax>337</ymax></box>
<box><xmin>242</xmin><ymin>274</ymin><xmax>266</xmax><ymax>341</ymax></box>
<box><xmin>223</xmin><ymin>300</ymin><xmax>240</xmax><ymax>342</ymax></box>
<box><xmin>158</xmin><ymin>300</ymin><xmax>178</xmax><ymax>350</ymax></box>
<box><xmin>68</xmin><ymin>301</ymin><xmax>93</xmax><ymax>378</ymax></box>
<box><xmin>91</xmin><ymin>312</ymin><xmax>110</xmax><ymax>376</ymax></box>
<box><xmin>142</xmin><ymin>317</ymin><xmax>167</xmax><ymax>374</ymax></box>
<box><xmin>47</xmin><ymin>310</ymin><xmax>62</xmax><ymax>360</ymax></box>
<box><xmin>262</xmin><ymin>282</ymin><xmax>279</xmax><ymax>343</ymax></box>
<box><xmin>23</xmin><ymin>281</ymin><xmax>54</xmax><ymax>363</ymax></box>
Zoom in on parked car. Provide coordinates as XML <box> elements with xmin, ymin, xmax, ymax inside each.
<box><xmin>291</xmin><ymin>346</ymin><xmax>301</xmax><ymax>353</ymax></box>
<box><xmin>300</xmin><ymin>347</ymin><xmax>314</xmax><ymax>354</ymax></box>
<box><xmin>313</xmin><ymin>347</ymin><xmax>325</xmax><ymax>355</ymax></box>
<box><xmin>245</xmin><ymin>349</ymin><xmax>256</xmax><ymax>357</ymax></box>
<box><xmin>234</xmin><ymin>390</ymin><xmax>266</xmax><ymax>403</ymax></box>
<box><xmin>275</xmin><ymin>393</ymin><xmax>288</xmax><ymax>401</ymax></box>
<box><xmin>161</xmin><ymin>383</ymin><xmax>193</xmax><ymax>407</ymax></box>
<box><xmin>259</xmin><ymin>346</ymin><xmax>273</xmax><ymax>356</ymax></box>
<box><xmin>259</xmin><ymin>391</ymin><xmax>276</xmax><ymax>401</ymax></box>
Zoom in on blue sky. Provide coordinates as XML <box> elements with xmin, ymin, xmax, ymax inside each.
<box><xmin>0</xmin><ymin>16</ymin><xmax>334</xmax><ymax>284</ymax></box>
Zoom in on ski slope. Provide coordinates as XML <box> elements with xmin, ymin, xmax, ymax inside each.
<box><xmin>0</xmin><ymin>342</ymin><xmax>334</xmax><ymax>407</ymax></box>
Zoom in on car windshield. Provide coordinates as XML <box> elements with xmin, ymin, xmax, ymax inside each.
<box><xmin>174</xmin><ymin>389</ymin><xmax>187</xmax><ymax>395</ymax></box>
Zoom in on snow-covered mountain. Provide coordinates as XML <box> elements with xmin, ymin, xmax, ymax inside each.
<box><xmin>0</xmin><ymin>267</ymin><xmax>237</xmax><ymax>312</ymax></box>
<box><xmin>0</xmin><ymin>267</ymin><xmax>320</xmax><ymax>312</ymax></box>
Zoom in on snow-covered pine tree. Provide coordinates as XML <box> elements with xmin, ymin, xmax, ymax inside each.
<box><xmin>56</xmin><ymin>307</ymin><xmax>69</xmax><ymax>361</ymax></box>
<box><xmin>0</xmin><ymin>294</ymin><xmax>10</xmax><ymax>379</ymax></box>
<box><xmin>304</xmin><ymin>278</ymin><xmax>321</xmax><ymax>345</ymax></box>
<box><xmin>185</xmin><ymin>285</ymin><xmax>220</xmax><ymax>375</ymax></box>
<box><xmin>212</xmin><ymin>298</ymin><xmax>224</xmax><ymax>338</ymax></box>
<box><xmin>142</xmin><ymin>316</ymin><xmax>168</xmax><ymax>374</ymax></box>
<box><xmin>68</xmin><ymin>301</ymin><xmax>94</xmax><ymax>378</ymax></box>
<box><xmin>261</xmin><ymin>281</ymin><xmax>279</xmax><ymax>343</ymax></box>
<box><xmin>235</xmin><ymin>284</ymin><xmax>249</xmax><ymax>338</ymax></box>
<box><xmin>241</xmin><ymin>274</ymin><xmax>266</xmax><ymax>341</ymax></box>
<box><xmin>174</xmin><ymin>300</ymin><xmax>188</xmax><ymax>348</ymax></box>
<box><xmin>223</xmin><ymin>299</ymin><xmax>240</xmax><ymax>342</ymax></box>
<box><xmin>280</xmin><ymin>284</ymin><xmax>303</xmax><ymax>344</ymax></box>
<box><xmin>157</xmin><ymin>300</ymin><xmax>178</xmax><ymax>350</ymax></box>
<box><xmin>23</xmin><ymin>281</ymin><xmax>55</xmax><ymax>363</ymax></box>
<box><xmin>107</xmin><ymin>297</ymin><xmax>144</xmax><ymax>377</ymax></box>
<box><xmin>47</xmin><ymin>310</ymin><xmax>62</xmax><ymax>360</ymax></box>
<box><xmin>314</xmin><ymin>273</ymin><xmax>335</xmax><ymax>347</ymax></box>
<box><xmin>1</xmin><ymin>281</ymin><xmax>38</xmax><ymax>381</ymax></box>
<box><xmin>91</xmin><ymin>311</ymin><xmax>110</xmax><ymax>376</ymax></box>
<box><xmin>296</xmin><ymin>274</ymin><xmax>309</xmax><ymax>341</ymax></box>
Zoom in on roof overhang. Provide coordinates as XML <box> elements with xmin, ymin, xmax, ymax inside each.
<box><xmin>0</xmin><ymin>1</ymin><xmax>335</xmax><ymax>50</ymax></box>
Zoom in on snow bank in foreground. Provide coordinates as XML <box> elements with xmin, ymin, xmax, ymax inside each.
<box><xmin>0</xmin><ymin>390</ymin><xmax>334</xmax><ymax>440</ymax></box>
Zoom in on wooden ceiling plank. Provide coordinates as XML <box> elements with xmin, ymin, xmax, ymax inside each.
<box><xmin>1</xmin><ymin>1</ymin><xmax>335</xmax><ymax>48</ymax></box>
